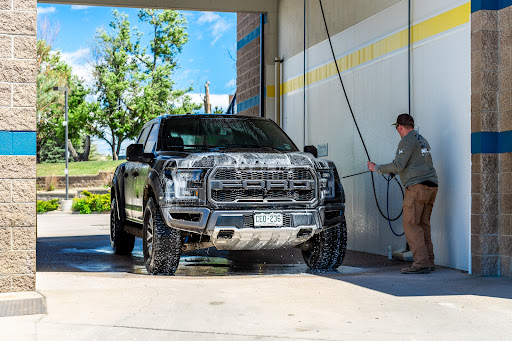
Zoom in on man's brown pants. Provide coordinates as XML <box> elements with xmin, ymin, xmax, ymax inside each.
<box><xmin>403</xmin><ymin>184</ymin><xmax>438</xmax><ymax>268</ymax></box>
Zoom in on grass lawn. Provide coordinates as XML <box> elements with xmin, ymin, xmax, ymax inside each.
<box><xmin>37</xmin><ymin>160</ymin><xmax>124</xmax><ymax>177</ymax></box>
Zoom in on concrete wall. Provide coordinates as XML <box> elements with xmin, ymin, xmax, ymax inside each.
<box><xmin>0</xmin><ymin>0</ymin><xmax>37</xmax><ymax>292</ymax></box>
<box><xmin>276</xmin><ymin>0</ymin><xmax>472</xmax><ymax>271</ymax></box>
<box><xmin>471</xmin><ymin>2</ymin><xmax>512</xmax><ymax>277</ymax></box>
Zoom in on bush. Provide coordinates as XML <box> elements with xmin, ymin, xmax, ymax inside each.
<box><xmin>72</xmin><ymin>190</ymin><xmax>111</xmax><ymax>214</ymax></box>
<box><xmin>37</xmin><ymin>199</ymin><xmax>60</xmax><ymax>213</ymax></box>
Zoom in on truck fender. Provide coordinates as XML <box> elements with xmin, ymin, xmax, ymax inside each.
<box><xmin>112</xmin><ymin>165</ymin><xmax>127</xmax><ymax>223</ymax></box>
<box><xmin>144</xmin><ymin>170</ymin><xmax>165</xmax><ymax>211</ymax></box>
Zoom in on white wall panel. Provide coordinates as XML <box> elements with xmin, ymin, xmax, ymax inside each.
<box><xmin>280</xmin><ymin>0</ymin><xmax>470</xmax><ymax>270</ymax></box>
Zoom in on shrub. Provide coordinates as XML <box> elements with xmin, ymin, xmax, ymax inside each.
<box><xmin>44</xmin><ymin>174</ymin><xmax>57</xmax><ymax>191</ymax></box>
<box><xmin>72</xmin><ymin>190</ymin><xmax>111</xmax><ymax>214</ymax></box>
<box><xmin>37</xmin><ymin>199</ymin><xmax>60</xmax><ymax>213</ymax></box>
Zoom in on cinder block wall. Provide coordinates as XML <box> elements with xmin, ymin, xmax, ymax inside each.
<box><xmin>0</xmin><ymin>0</ymin><xmax>37</xmax><ymax>292</ymax></box>
<box><xmin>236</xmin><ymin>13</ymin><xmax>261</xmax><ymax>117</ymax></box>
<box><xmin>471</xmin><ymin>3</ymin><xmax>512</xmax><ymax>277</ymax></box>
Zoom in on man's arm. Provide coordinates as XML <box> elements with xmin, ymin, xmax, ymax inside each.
<box><xmin>368</xmin><ymin>138</ymin><xmax>413</xmax><ymax>174</ymax></box>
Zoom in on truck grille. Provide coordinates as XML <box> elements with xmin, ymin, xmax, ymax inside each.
<box><xmin>209</xmin><ymin>167</ymin><xmax>317</xmax><ymax>205</ymax></box>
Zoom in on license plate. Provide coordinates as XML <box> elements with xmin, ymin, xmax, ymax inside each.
<box><xmin>254</xmin><ymin>213</ymin><xmax>283</xmax><ymax>227</ymax></box>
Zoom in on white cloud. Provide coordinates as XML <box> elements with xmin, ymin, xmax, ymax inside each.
<box><xmin>71</xmin><ymin>5</ymin><xmax>91</xmax><ymax>10</ymax></box>
<box><xmin>225</xmin><ymin>78</ymin><xmax>236</xmax><ymax>89</ymax></box>
<box><xmin>197</xmin><ymin>12</ymin><xmax>233</xmax><ymax>46</ymax></box>
<box><xmin>60</xmin><ymin>47</ymin><xmax>94</xmax><ymax>86</ymax></box>
<box><xmin>188</xmin><ymin>93</ymin><xmax>230</xmax><ymax>112</ymax></box>
<box><xmin>197</xmin><ymin>12</ymin><xmax>221</xmax><ymax>24</ymax></box>
<box><xmin>37</xmin><ymin>7</ymin><xmax>56</xmax><ymax>16</ymax></box>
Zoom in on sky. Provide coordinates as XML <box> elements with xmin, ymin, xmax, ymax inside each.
<box><xmin>36</xmin><ymin>4</ymin><xmax>237</xmax><ymax>155</ymax></box>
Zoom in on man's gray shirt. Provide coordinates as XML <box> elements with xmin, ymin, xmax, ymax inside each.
<box><xmin>375</xmin><ymin>130</ymin><xmax>438</xmax><ymax>187</ymax></box>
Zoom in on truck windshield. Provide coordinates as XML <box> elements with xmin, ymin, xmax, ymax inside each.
<box><xmin>161</xmin><ymin>117</ymin><xmax>298</xmax><ymax>152</ymax></box>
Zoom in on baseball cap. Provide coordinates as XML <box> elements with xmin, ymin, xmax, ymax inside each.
<box><xmin>392</xmin><ymin>113</ymin><xmax>414</xmax><ymax>126</ymax></box>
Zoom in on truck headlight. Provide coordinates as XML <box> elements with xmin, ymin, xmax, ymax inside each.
<box><xmin>318</xmin><ymin>170</ymin><xmax>335</xmax><ymax>199</ymax></box>
<box><xmin>165</xmin><ymin>169</ymin><xmax>204</xmax><ymax>199</ymax></box>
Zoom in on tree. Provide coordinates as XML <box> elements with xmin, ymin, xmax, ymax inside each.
<box><xmin>36</xmin><ymin>36</ymin><xmax>96</xmax><ymax>163</ymax></box>
<box><xmin>213</xmin><ymin>106</ymin><xmax>224</xmax><ymax>114</ymax></box>
<box><xmin>90</xmin><ymin>9</ymin><xmax>201</xmax><ymax>160</ymax></box>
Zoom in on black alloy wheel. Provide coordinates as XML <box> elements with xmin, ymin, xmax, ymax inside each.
<box><xmin>143</xmin><ymin>197</ymin><xmax>182</xmax><ymax>275</ymax></box>
<box><xmin>110</xmin><ymin>196</ymin><xmax>135</xmax><ymax>255</ymax></box>
<box><xmin>301</xmin><ymin>218</ymin><xmax>347</xmax><ymax>270</ymax></box>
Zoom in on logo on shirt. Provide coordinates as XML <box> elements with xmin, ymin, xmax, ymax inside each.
<box><xmin>398</xmin><ymin>149</ymin><xmax>404</xmax><ymax>155</ymax></box>
<box><xmin>421</xmin><ymin>148</ymin><xmax>430</xmax><ymax>155</ymax></box>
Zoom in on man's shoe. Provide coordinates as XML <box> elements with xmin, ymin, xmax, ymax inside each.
<box><xmin>430</xmin><ymin>266</ymin><xmax>435</xmax><ymax>272</ymax></box>
<box><xmin>401</xmin><ymin>266</ymin><xmax>431</xmax><ymax>274</ymax></box>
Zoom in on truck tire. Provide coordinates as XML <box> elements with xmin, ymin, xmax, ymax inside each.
<box><xmin>301</xmin><ymin>218</ymin><xmax>347</xmax><ymax>270</ymax></box>
<box><xmin>143</xmin><ymin>197</ymin><xmax>182</xmax><ymax>275</ymax></box>
<box><xmin>110</xmin><ymin>197</ymin><xmax>135</xmax><ymax>255</ymax></box>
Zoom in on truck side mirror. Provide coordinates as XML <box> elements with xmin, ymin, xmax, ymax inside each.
<box><xmin>304</xmin><ymin>145</ymin><xmax>318</xmax><ymax>158</ymax></box>
<box><xmin>126</xmin><ymin>144</ymin><xmax>144</xmax><ymax>162</ymax></box>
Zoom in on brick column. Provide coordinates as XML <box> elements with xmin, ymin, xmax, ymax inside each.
<box><xmin>237</xmin><ymin>13</ymin><xmax>261</xmax><ymax>117</ymax></box>
<box><xmin>471</xmin><ymin>3</ymin><xmax>512</xmax><ymax>278</ymax></box>
<box><xmin>0</xmin><ymin>0</ymin><xmax>37</xmax><ymax>292</ymax></box>
<box><xmin>498</xmin><ymin>5</ymin><xmax>512</xmax><ymax>278</ymax></box>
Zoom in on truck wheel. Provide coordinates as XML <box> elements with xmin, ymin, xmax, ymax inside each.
<box><xmin>143</xmin><ymin>197</ymin><xmax>182</xmax><ymax>275</ymax></box>
<box><xmin>302</xmin><ymin>218</ymin><xmax>347</xmax><ymax>270</ymax></box>
<box><xmin>110</xmin><ymin>197</ymin><xmax>135</xmax><ymax>255</ymax></box>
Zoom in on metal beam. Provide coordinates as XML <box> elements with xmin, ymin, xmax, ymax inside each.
<box><xmin>37</xmin><ymin>0</ymin><xmax>277</xmax><ymax>13</ymax></box>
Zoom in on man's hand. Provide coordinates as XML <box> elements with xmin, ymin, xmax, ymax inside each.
<box><xmin>367</xmin><ymin>161</ymin><xmax>376</xmax><ymax>172</ymax></box>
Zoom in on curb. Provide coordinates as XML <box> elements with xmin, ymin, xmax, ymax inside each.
<box><xmin>37</xmin><ymin>211</ymin><xmax>109</xmax><ymax>215</ymax></box>
<box><xmin>0</xmin><ymin>291</ymin><xmax>47</xmax><ymax>317</ymax></box>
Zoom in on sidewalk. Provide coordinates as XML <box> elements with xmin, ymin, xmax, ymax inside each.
<box><xmin>1</xmin><ymin>213</ymin><xmax>511</xmax><ymax>340</ymax></box>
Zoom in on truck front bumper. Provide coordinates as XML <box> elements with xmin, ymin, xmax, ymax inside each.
<box><xmin>160</xmin><ymin>205</ymin><xmax>344</xmax><ymax>250</ymax></box>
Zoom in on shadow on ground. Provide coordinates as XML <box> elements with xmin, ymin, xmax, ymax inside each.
<box><xmin>36</xmin><ymin>233</ymin><xmax>512</xmax><ymax>299</ymax></box>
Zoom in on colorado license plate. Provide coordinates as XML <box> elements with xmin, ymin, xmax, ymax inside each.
<box><xmin>254</xmin><ymin>213</ymin><xmax>283</xmax><ymax>227</ymax></box>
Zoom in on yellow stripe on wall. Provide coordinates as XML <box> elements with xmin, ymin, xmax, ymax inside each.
<box><xmin>267</xmin><ymin>2</ymin><xmax>470</xmax><ymax>97</ymax></box>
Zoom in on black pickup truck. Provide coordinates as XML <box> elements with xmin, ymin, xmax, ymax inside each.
<box><xmin>110</xmin><ymin>114</ymin><xmax>346</xmax><ymax>274</ymax></box>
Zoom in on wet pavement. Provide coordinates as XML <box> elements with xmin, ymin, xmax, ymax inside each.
<box><xmin>36</xmin><ymin>213</ymin><xmax>400</xmax><ymax>277</ymax></box>
<box><xmin>5</xmin><ymin>213</ymin><xmax>509</xmax><ymax>340</ymax></box>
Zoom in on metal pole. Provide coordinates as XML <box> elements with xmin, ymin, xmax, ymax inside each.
<box><xmin>64</xmin><ymin>89</ymin><xmax>69</xmax><ymax>200</ymax></box>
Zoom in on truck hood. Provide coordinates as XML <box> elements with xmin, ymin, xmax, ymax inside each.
<box><xmin>159</xmin><ymin>151</ymin><xmax>330</xmax><ymax>169</ymax></box>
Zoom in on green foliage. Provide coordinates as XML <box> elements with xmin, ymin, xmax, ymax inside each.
<box><xmin>213</xmin><ymin>106</ymin><xmax>224</xmax><ymax>114</ymax></box>
<box><xmin>37</xmin><ymin>37</ymin><xmax>97</xmax><ymax>163</ymax></box>
<box><xmin>89</xmin><ymin>9</ymin><xmax>201</xmax><ymax>160</ymax></box>
<box><xmin>37</xmin><ymin>199</ymin><xmax>60</xmax><ymax>213</ymax></box>
<box><xmin>72</xmin><ymin>190</ymin><xmax>111</xmax><ymax>214</ymax></box>
<box><xmin>39</xmin><ymin>139</ymin><xmax>66</xmax><ymax>164</ymax></box>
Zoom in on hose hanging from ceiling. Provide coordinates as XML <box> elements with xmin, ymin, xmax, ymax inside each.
<box><xmin>318</xmin><ymin>0</ymin><xmax>408</xmax><ymax>236</ymax></box>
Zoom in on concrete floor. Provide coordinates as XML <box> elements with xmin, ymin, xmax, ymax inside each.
<box><xmin>2</xmin><ymin>213</ymin><xmax>511</xmax><ymax>340</ymax></box>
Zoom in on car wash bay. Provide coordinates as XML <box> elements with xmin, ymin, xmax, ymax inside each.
<box><xmin>0</xmin><ymin>0</ymin><xmax>511</xmax><ymax>297</ymax></box>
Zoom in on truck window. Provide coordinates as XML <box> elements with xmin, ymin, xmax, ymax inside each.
<box><xmin>137</xmin><ymin>126</ymin><xmax>151</xmax><ymax>145</ymax></box>
<box><xmin>144</xmin><ymin>123</ymin><xmax>159</xmax><ymax>153</ymax></box>
<box><xmin>161</xmin><ymin>117</ymin><xmax>298</xmax><ymax>151</ymax></box>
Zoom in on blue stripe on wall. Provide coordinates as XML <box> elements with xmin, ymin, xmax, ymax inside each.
<box><xmin>471</xmin><ymin>130</ymin><xmax>512</xmax><ymax>153</ymax></box>
<box><xmin>237</xmin><ymin>26</ymin><xmax>260</xmax><ymax>51</ymax></box>
<box><xmin>472</xmin><ymin>0</ymin><xmax>512</xmax><ymax>12</ymax></box>
<box><xmin>0</xmin><ymin>131</ymin><xmax>36</xmax><ymax>156</ymax></box>
<box><xmin>237</xmin><ymin>95</ymin><xmax>259</xmax><ymax>113</ymax></box>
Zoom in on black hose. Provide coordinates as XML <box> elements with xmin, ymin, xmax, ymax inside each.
<box><xmin>318</xmin><ymin>0</ymin><xmax>403</xmax><ymax>223</ymax></box>
<box><xmin>303</xmin><ymin>0</ymin><xmax>307</xmax><ymax>146</ymax></box>
<box><xmin>408</xmin><ymin>0</ymin><xmax>411</xmax><ymax>115</ymax></box>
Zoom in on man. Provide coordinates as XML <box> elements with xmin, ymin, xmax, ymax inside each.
<box><xmin>367</xmin><ymin>114</ymin><xmax>438</xmax><ymax>274</ymax></box>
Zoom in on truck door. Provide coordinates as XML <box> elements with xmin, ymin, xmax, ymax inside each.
<box><xmin>124</xmin><ymin>125</ymin><xmax>151</xmax><ymax>220</ymax></box>
<box><xmin>132</xmin><ymin>122</ymin><xmax>159</xmax><ymax>222</ymax></box>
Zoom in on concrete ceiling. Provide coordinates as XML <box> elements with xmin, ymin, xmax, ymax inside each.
<box><xmin>36</xmin><ymin>0</ymin><xmax>277</xmax><ymax>13</ymax></box>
